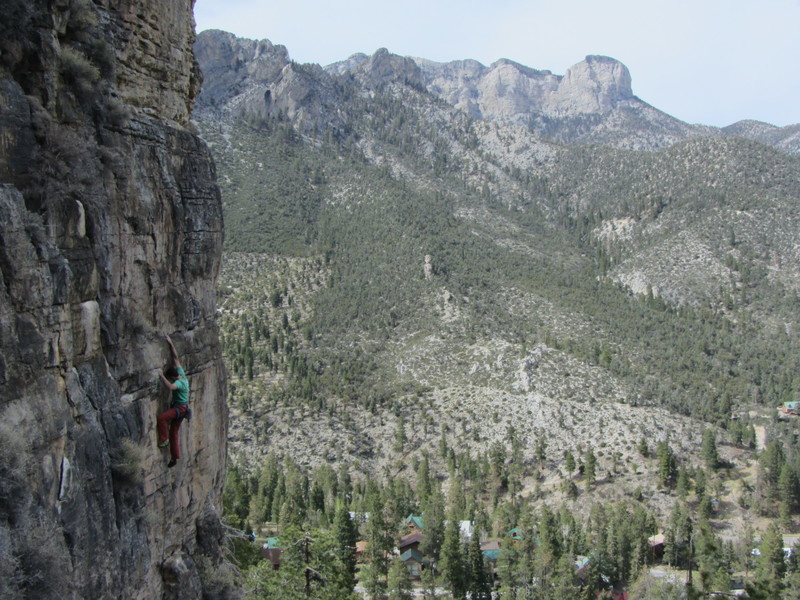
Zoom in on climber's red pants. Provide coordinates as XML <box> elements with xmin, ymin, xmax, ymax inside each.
<box><xmin>157</xmin><ymin>405</ymin><xmax>188</xmax><ymax>461</ymax></box>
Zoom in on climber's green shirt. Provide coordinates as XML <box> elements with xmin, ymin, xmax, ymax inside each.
<box><xmin>172</xmin><ymin>366</ymin><xmax>189</xmax><ymax>405</ymax></box>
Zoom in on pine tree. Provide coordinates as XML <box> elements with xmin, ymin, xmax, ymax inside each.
<box><xmin>778</xmin><ymin>463</ymin><xmax>799</xmax><ymax>515</ymax></box>
<box><xmin>387</xmin><ymin>556</ymin><xmax>413</xmax><ymax>600</ymax></box>
<box><xmin>758</xmin><ymin>441</ymin><xmax>786</xmax><ymax>508</ymax></box>
<box><xmin>393</xmin><ymin>414</ymin><xmax>408</xmax><ymax>453</ymax></box>
<box><xmin>550</xmin><ymin>554</ymin><xmax>582</xmax><ymax>600</ymax></box>
<box><xmin>362</xmin><ymin>493</ymin><xmax>395</xmax><ymax>600</ymax></box>
<box><xmin>420</xmin><ymin>562</ymin><xmax>438</xmax><ymax>600</ymax></box>
<box><xmin>656</xmin><ymin>442</ymin><xmax>677</xmax><ymax>489</ymax></box>
<box><xmin>694</xmin><ymin>523</ymin><xmax>730</xmax><ymax>594</ymax></box>
<box><xmin>421</xmin><ymin>487</ymin><xmax>445</xmax><ymax>562</ymax></box>
<box><xmin>748</xmin><ymin>522</ymin><xmax>786</xmax><ymax>599</ymax></box>
<box><xmin>333</xmin><ymin>503</ymin><xmax>358</xmax><ymax>593</ymax></box>
<box><xmin>466</xmin><ymin>533</ymin><xmax>492</xmax><ymax>600</ymax></box>
<box><xmin>665</xmin><ymin>502</ymin><xmax>692</xmax><ymax>568</ymax></box>
<box><xmin>584</xmin><ymin>449</ymin><xmax>597</xmax><ymax>487</ymax></box>
<box><xmin>565</xmin><ymin>451</ymin><xmax>576</xmax><ymax>476</ymax></box>
<box><xmin>701</xmin><ymin>429</ymin><xmax>719</xmax><ymax>470</ymax></box>
<box><xmin>440</xmin><ymin>515</ymin><xmax>466</xmax><ymax>599</ymax></box>
<box><xmin>496</xmin><ymin>542</ymin><xmax>521</xmax><ymax>599</ymax></box>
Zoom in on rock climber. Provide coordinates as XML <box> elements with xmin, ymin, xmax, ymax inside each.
<box><xmin>158</xmin><ymin>334</ymin><xmax>190</xmax><ymax>468</ymax></box>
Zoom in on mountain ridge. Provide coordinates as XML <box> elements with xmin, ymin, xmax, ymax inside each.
<box><xmin>196</xmin><ymin>29</ymin><xmax>799</xmax><ymax>152</ymax></box>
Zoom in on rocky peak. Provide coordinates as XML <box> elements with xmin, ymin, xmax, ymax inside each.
<box><xmin>354</xmin><ymin>47</ymin><xmax>424</xmax><ymax>88</ymax></box>
<box><xmin>417</xmin><ymin>53</ymin><xmax>634</xmax><ymax>121</ymax></box>
<box><xmin>324</xmin><ymin>52</ymin><xmax>369</xmax><ymax>75</ymax></box>
<box><xmin>194</xmin><ymin>28</ymin><xmax>290</xmax><ymax>109</ymax></box>
<box><xmin>553</xmin><ymin>55</ymin><xmax>634</xmax><ymax>114</ymax></box>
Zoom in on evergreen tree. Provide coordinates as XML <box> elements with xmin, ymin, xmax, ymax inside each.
<box><xmin>778</xmin><ymin>463</ymin><xmax>799</xmax><ymax>515</ymax></box>
<box><xmin>665</xmin><ymin>502</ymin><xmax>692</xmax><ymax>568</ymax></box>
<box><xmin>565</xmin><ymin>451</ymin><xmax>576</xmax><ymax>476</ymax></box>
<box><xmin>362</xmin><ymin>492</ymin><xmax>395</xmax><ymax>600</ymax></box>
<box><xmin>694</xmin><ymin>523</ymin><xmax>730</xmax><ymax>594</ymax></box>
<box><xmin>393</xmin><ymin>414</ymin><xmax>408</xmax><ymax>453</ymax></box>
<box><xmin>440</xmin><ymin>515</ymin><xmax>466</xmax><ymax>599</ymax></box>
<box><xmin>676</xmin><ymin>467</ymin><xmax>690</xmax><ymax>498</ymax></box>
<box><xmin>421</xmin><ymin>487</ymin><xmax>445</xmax><ymax>562</ymax></box>
<box><xmin>701</xmin><ymin>429</ymin><xmax>719</xmax><ymax>470</ymax></box>
<box><xmin>420</xmin><ymin>562</ymin><xmax>438</xmax><ymax>600</ymax></box>
<box><xmin>537</xmin><ymin>505</ymin><xmax>562</xmax><ymax>561</ymax></box>
<box><xmin>246</xmin><ymin>526</ymin><xmax>357</xmax><ymax>600</ymax></box>
<box><xmin>333</xmin><ymin>503</ymin><xmax>358</xmax><ymax>593</ymax></box>
<box><xmin>656</xmin><ymin>442</ymin><xmax>677</xmax><ymax>489</ymax></box>
<box><xmin>748</xmin><ymin>522</ymin><xmax>786</xmax><ymax>599</ymax></box>
<box><xmin>584</xmin><ymin>449</ymin><xmax>597</xmax><ymax>487</ymax></box>
<box><xmin>466</xmin><ymin>533</ymin><xmax>492</xmax><ymax>600</ymax></box>
<box><xmin>757</xmin><ymin>441</ymin><xmax>786</xmax><ymax>511</ymax></box>
<box><xmin>551</xmin><ymin>553</ymin><xmax>582</xmax><ymax>600</ymax></box>
<box><xmin>387</xmin><ymin>556</ymin><xmax>413</xmax><ymax>600</ymax></box>
<box><xmin>497</xmin><ymin>541</ymin><xmax>521</xmax><ymax>598</ymax></box>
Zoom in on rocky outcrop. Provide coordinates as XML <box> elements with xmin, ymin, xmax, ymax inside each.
<box><xmin>416</xmin><ymin>54</ymin><xmax>708</xmax><ymax>148</ymax></box>
<box><xmin>354</xmin><ymin>47</ymin><xmax>424</xmax><ymax>89</ymax></box>
<box><xmin>194</xmin><ymin>29</ymin><xmax>342</xmax><ymax>137</ymax></box>
<box><xmin>418</xmin><ymin>55</ymin><xmax>634</xmax><ymax>120</ymax></box>
<box><xmin>552</xmin><ymin>55</ymin><xmax>634</xmax><ymax>114</ymax></box>
<box><xmin>0</xmin><ymin>1</ymin><xmax>228</xmax><ymax>599</ymax></box>
<box><xmin>194</xmin><ymin>29</ymin><xmax>290</xmax><ymax>111</ymax></box>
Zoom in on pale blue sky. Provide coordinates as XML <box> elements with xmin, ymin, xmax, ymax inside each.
<box><xmin>194</xmin><ymin>0</ymin><xmax>800</xmax><ymax>128</ymax></box>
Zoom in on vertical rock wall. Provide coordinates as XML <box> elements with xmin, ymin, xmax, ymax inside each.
<box><xmin>0</xmin><ymin>1</ymin><xmax>227</xmax><ymax>599</ymax></box>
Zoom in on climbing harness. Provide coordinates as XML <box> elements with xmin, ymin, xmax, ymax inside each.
<box><xmin>173</xmin><ymin>405</ymin><xmax>192</xmax><ymax>424</ymax></box>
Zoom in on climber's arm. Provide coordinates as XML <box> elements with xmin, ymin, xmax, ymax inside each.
<box><xmin>159</xmin><ymin>371</ymin><xmax>178</xmax><ymax>390</ymax></box>
<box><xmin>165</xmin><ymin>334</ymin><xmax>181</xmax><ymax>368</ymax></box>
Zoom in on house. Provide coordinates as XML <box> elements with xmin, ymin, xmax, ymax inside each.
<box><xmin>752</xmin><ymin>534</ymin><xmax>800</xmax><ymax>560</ymax></box>
<box><xmin>355</xmin><ymin>540</ymin><xmax>368</xmax><ymax>562</ymax></box>
<box><xmin>400</xmin><ymin>548</ymin><xmax>425</xmax><ymax>580</ymax></box>
<box><xmin>481</xmin><ymin>539</ymin><xmax>501</xmax><ymax>559</ymax></box>
<box><xmin>398</xmin><ymin>531</ymin><xmax>425</xmax><ymax>554</ymax></box>
<box><xmin>784</xmin><ymin>534</ymin><xmax>800</xmax><ymax>555</ymax></box>
<box><xmin>261</xmin><ymin>548</ymin><xmax>282</xmax><ymax>569</ymax></box>
<box><xmin>507</xmin><ymin>527</ymin><xmax>522</xmax><ymax>542</ymax></box>
<box><xmin>574</xmin><ymin>555</ymin><xmax>591</xmax><ymax>582</ymax></box>
<box><xmin>403</xmin><ymin>514</ymin><xmax>425</xmax><ymax>533</ymax></box>
<box><xmin>779</xmin><ymin>401</ymin><xmax>800</xmax><ymax>416</ymax></box>
<box><xmin>648</xmin><ymin>533</ymin><xmax>666</xmax><ymax>562</ymax></box>
<box><xmin>261</xmin><ymin>537</ymin><xmax>283</xmax><ymax>569</ymax></box>
<box><xmin>460</xmin><ymin>520</ymin><xmax>474</xmax><ymax>540</ymax></box>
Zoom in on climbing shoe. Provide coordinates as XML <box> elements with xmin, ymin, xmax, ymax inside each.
<box><xmin>158</xmin><ymin>440</ymin><xmax>169</xmax><ymax>448</ymax></box>
<box><xmin>168</xmin><ymin>459</ymin><xmax>177</xmax><ymax>468</ymax></box>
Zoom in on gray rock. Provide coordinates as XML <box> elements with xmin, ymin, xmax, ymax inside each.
<box><xmin>1</xmin><ymin>1</ymin><xmax>228</xmax><ymax>598</ymax></box>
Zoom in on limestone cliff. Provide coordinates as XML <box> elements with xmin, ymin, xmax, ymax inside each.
<box><xmin>0</xmin><ymin>1</ymin><xmax>228</xmax><ymax>599</ymax></box>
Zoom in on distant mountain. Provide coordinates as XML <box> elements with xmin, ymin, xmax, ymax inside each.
<box><xmin>192</xmin><ymin>30</ymin><xmax>800</xmax><ymax>481</ymax></box>
<box><xmin>196</xmin><ymin>29</ymin><xmax>799</xmax><ymax>153</ymax></box>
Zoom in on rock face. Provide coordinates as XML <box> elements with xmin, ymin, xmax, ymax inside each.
<box><xmin>418</xmin><ymin>54</ymin><xmax>633</xmax><ymax>119</ymax></box>
<box><xmin>0</xmin><ymin>1</ymin><xmax>227</xmax><ymax>599</ymax></box>
<box><xmin>194</xmin><ymin>29</ymin><xmax>342</xmax><ymax>136</ymax></box>
<box><xmin>196</xmin><ymin>31</ymin><xmax>799</xmax><ymax>153</ymax></box>
<box><xmin>415</xmin><ymin>53</ymin><xmax>708</xmax><ymax>148</ymax></box>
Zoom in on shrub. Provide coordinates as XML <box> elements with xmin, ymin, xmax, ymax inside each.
<box><xmin>60</xmin><ymin>46</ymin><xmax>100</xmax><ymax>102</ymax></box>
<box><xmin>13</xmin><ymin>516</ymin><xmax>73</xmax><ymax>599</ymax></box>
<box><xmin>111</xmin><ymin>438</ymin><xmax>144</xmax><ymax>485</ymax></box>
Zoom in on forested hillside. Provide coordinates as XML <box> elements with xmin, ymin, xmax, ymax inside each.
<box><xmin>194</xmin><ymin>31</ymin><xmax>800</xmax><ymax>599</ymax></box>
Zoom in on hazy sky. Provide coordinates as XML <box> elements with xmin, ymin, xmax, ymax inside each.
<box><xmin>194</xmin><ymin>0</ymin><xmax>800</xmax><ymax>128</ymax></box>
